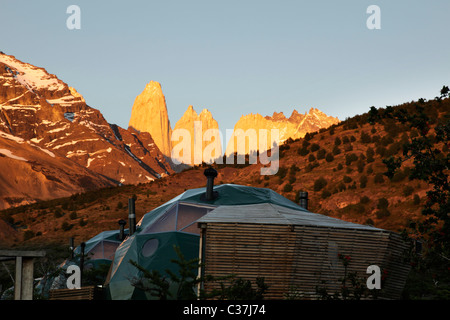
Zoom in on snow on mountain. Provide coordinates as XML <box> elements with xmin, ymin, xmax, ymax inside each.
<box><xmin>0</xmin><ymin>52</ymin><xmax>173</xmax><ymax>209</ymax></box>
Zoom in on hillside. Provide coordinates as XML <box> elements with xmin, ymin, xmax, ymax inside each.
<box><xmin>0</xmin><ymin>94</ymin><xmax>448</xmax><ymax>247</ymax></box>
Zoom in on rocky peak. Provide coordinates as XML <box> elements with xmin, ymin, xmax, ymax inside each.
<box><xmin>172</xmin><ymin>105</ymin><xmax>221</xmax><ymax>165</ymax></box>
<box><xmin>288</xmin><ymin>110</ymin><xmax>304</xmax><ymax>122</ymax></box>
<box><xmin>226</xmin><ymin>107</ymin><xmax>340</xmax><ymax>155</ymax></box>
<box><xmin>128</xmin><ymin>81</ymin><xmax>172</xmax><ymax>158</ymax></box>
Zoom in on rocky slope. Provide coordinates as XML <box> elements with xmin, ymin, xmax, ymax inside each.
<box><xmin>0</xmin><ymin>53</ymin><xmax>173</xmax><ymax>209</ymax></box>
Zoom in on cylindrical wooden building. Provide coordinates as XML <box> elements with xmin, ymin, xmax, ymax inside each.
<box><xmin>197</xmin><ymin>203</ymin><xmax>410</xmax><ymax>299</ymax></box>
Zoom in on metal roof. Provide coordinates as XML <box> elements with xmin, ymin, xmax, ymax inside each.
<box><xmin>198</xmin><ymin>202</ymin><xmax>383</xmax><ymax>231</ymax></box>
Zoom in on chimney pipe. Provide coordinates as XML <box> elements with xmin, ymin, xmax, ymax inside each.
<box><xmin>204</xmin><ymin>167</ymin><xmax>218</xmax><ymax>201</ymax></box>
<box><xmin>128</xmin><ymin>198</ymin><xmax>136</xmax><ymax>236</ymax></box>
<box><xmin>69</xmin><ymin>237</ymin><xmax>75</xmax><ymax>259</ymax></box>
<box><xmin>80</xmin><ymin>242</ymin><xmax>86</xmax><ymax>287</ymax></box>
<box><xmin>298</xmin><ymin>191</ymin><xmax>308</xmax><ymax>210</ymax></box>
<box><xmin>118</xmin><ymin>219</ymin><xmax>127</xmax><ymax>241</ymax></box>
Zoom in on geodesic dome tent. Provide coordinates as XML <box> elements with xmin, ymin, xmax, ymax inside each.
<box><xmin>36</xmin><ymin>229</ymin><xmax>123</xmax><ymax>298</ymax></box>
<box><xmin>104</xmin><ymin>183</ymin><xmax>309</xmax><ymax>300</ymax></box>
<box><xmin>73</xmin><ymin>229</ymin><xmax>123</xmax><ymax>267</ymax></box>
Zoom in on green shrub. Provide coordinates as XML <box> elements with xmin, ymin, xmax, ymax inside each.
<box><xmin>61</xmin><ymin>221</ymin><xmax>74</xmax><ymax>231</ymax></box>
<box><xmin>333</xmin><ymin>146</ymin><xmax>341</xmax><ymax>155</ymax></box>
<box><xmin>297</xmin><ymin>147</ymin><xmax>309</xmax><ymax>156</ymax></box>
<box><xmin>343</xmin><ymin>175</ymin><xmax>352</xmax><ymax>183</ymax></box>
<box><xmin>325</xmin><ymin>153</ymin><xmax>335</xmax><ymax>162</ymax></box>
<box><xmin>360</xmin><ymin>131</ymin><xmax>372</xmax><ymax>144</ymax></box>
<box><xmin>334</xmin><ymin>137</ymin><xmax>342</xmax><ymax>146</ymax></box>
<box><xmin>359</xmin><ymin>175</ymin><xmax>368</xmax><ymax>188</ymax></box>
<box><xmin>345</xmin><ymin>153</ymin><xmax>358</xmax><ymax>166</ymax></box>
<box><xmin>317</xmin><ymin>149</ymin><xmax>326</xmax><ymax>160</ymax></box>
<box><xmin>276</xmin><ymin>166</ymin><xmax>288</xmax><ymax>180</ymax></box>
<box><xmin>377</xmin><ymin>198</ymin><xmax>389</xmax><ymax>209</ymax></box>
<box><xmin>289</xmin><ymin>164</ymin><xmax>300</xmax><ymax>174</ymax></box>
<box><xmin>366</xmin><ymin>147</ymin><xmax>375</xmax><ymax>163</ymax></box>
<box><xmin>314</xmin><ymin>177</ymin><xmax>328</xmax><ymax>192</ymax></box>
<box><xmin>342</xmin><ymin>136</ymin><xmax>350</xmax><ymax>144</ymax></box>
<box><xmin>310</xmin><ymin>143</ymin><xmax>320</xmax><ymax>152</ymax></box>
<box><xmin>288</xmin><ymin>175</ymin><xmax>296</xmax><ymax>184</ymax></box>
<box><xmin>357</xmin><ymin>159</ymin><xmax>365</xmax><ymax>173</ymax></box>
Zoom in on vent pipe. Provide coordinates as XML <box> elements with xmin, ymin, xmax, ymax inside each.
<box><xmin>204</xmin><ymin>167</ymin><xmax>218</xmax><ymax>201</ymax></box>
<box><xmin>128</xmin><ymin>198</ymin><xmax>136</xmax><ymax>236</ymax></box>
<box><xmin>69</xmin><ymin>237</ymin><xmax>75</xmax><ymax>259</ymax></box>
<box><xmin>298</xmin><ymin>191</ymin><xmax>308</xmax><ymax>210</ymax></box>
<box><xmin>118</xmin><ymin>219</ymin><xmax>127</xmax><ymax>241</ymax></box>
<box><xmin>80</xmin><ymin>242</ymin><xmax>86</xmax><ymax>287</ymax></box>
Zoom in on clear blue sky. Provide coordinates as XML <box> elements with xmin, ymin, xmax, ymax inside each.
<box><xmin>2</xmin><ymin>1</ymin><xmax>449</xmax><ymax>132</ymax></box>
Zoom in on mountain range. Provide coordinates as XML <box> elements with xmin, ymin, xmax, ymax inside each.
<box><xmin>0</xmin><ymin>52</ymin><xmax>339</xmax><ymax>210</ymax></box>
<box><xmin>128</xmin><ymin>78</ymin><xmax>339</xmax><ymax>165</ymax></box>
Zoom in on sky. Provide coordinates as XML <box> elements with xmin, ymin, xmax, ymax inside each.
<box><xmin>1</xmin><ymin>0</ymin><xmax>450</xmax><ymax>132</ymax></box>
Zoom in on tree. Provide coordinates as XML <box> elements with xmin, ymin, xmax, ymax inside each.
<box><xmin>369</xmin><ymin>89</ymin><xmax>450</xmax><ymax>298</ymax></box>
<box><xmin>325</xmin><ymin>153</ymin><xmax>335</xmax><ymax>162</ymax></box>
<box><xmin>440</xmin><ymin>85</ymin><xmax>449</xmax><ymax>98</ymax></box>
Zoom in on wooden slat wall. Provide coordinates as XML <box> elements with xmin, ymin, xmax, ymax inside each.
<box><xmin>379</xmin><ymin>232</ymin><xmax>411</xmax><ymax>299</ymax></box>
<box><xmin>202</xmin><ymin>223</ymin><xmax>296</xmax><ymax>299</ymax></box>
<box><xmin>291</xmin><ymin>226</ymin><xmax>391</xmax><ymax>298</ymax></box>
<box><xmin>201</xmin><ymin>223</ymin><xmax>410</xmax><ymax>300</ymax></box>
